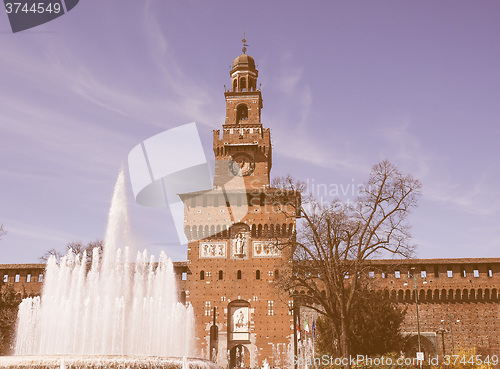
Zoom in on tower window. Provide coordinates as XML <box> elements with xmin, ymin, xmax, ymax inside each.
<box><xmin>256</xmin><ymin>270</ymin><xmax>260</xmax><ymax>280</ymax></box>
<box><xmin>236</xmin><ymin>104</ymin><xmax>248</xmax><ymax>121</ymax></box>
<box><xmin>3</xmin><ymin>275</ymin><xmax>7</xmax><ymax>283</ymax></box>
<box><xmin>200</xmin><ymin>270</ymin><xmax>205</xmax><ymax>280</ymax></box>
<box><xmin>237</xmin><ymin>270</ymin><xmax>242</xmax><ymax>280</ymax></box>
<box><xmin>233</xmin><ymin>79</ymin><xmax>237</xmax><ymax>91</ymax></box>
<box><xmin>473</xmin><ymin>265</ymin><xmax>479</xmax><ymax>277</ymax></box>
<box><xmin>267</xmin><ymin>300</ymin><xmax>274</xmax><ymax>315</ymax></box>
<box><xmin>275</xmin><ymin>269</ymin><xmax>279</xmax><ymax>279</ymax></box>
<box><xmin>219</xmin><ymin>270</ymin><xmax>223</xmax><ymax>280</ymax></box>
<box><xmin>240</xmin><ymin>77</ymin><xmax>247</xmax><ymax>91</ymax></box>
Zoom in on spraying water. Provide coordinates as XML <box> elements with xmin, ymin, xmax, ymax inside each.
<box><xmin>15</xmin><ymin>167</ymin><xmax>194</xmax><ymax>357</ymax></box>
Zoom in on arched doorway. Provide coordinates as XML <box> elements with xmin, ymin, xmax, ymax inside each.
<box><xmin>229</xmin><ymin>344</ymin><xmax>250</xmax><ymax>369</ymax></box>
<box><xmin>228</xmin><ymin>300</ymin><xmax>251</xmax><ymax>368</ymax></box>
<box><xmin>404</xmin><ymin>333</ymin><xmax>438</xmax><ymax>360</ymax></box>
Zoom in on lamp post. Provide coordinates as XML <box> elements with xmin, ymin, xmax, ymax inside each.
<box><xmin>404</xmin><ymin>267</ymin><xmax>425</xmax><ymax>368</ymax></box>
<box><xmin>443</xmin><ymin>315</ymin><xmax>460</xmax><ymax>355</ymax></box>
<box><xmin>436</xmin><ymin>328</ymin><xmax>447</xmax><ymax>358</ymax></box>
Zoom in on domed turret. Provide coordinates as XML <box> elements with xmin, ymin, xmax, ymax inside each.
<box><xmin>229</xmin><ymin>40</ymin><xmax>259</xmax><ymax>92</ymax></box>
<box><xmin>232</xmin><ymin>53</ymin><xmax>256</xmax><ymax>72</ymax></box>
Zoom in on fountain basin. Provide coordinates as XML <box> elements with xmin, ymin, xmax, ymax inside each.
<box><xmin>0</xmin><ymin>356</ymin><xmax>220</xmax><ymax>369</ymax></box>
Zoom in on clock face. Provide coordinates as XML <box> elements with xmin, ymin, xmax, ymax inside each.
<box><xmin>229</xmin><ymin>153</ymin><xmax>255</xmax><ymax>177</ymax></box>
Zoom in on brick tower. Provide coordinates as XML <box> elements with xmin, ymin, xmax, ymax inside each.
<box><xmin>182</xmin><ymin>41</ymin><xmax>298</xmax><ymax>368</ymax></box>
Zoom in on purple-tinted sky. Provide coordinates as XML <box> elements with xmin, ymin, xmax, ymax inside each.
<box><xmin>1</xmin><ymin>1</ymin><xmax>499</xmax><ymax>263</ymax></box>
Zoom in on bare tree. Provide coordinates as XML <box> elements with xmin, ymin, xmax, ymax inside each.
<box><xmin>39</xmin><ymin>239</ymin><xmax>103</xmax><ymax>263</ymax></box>
<box><xmin>0</xmin><ymin>225</ymin><xmax>6</xmax><ymax>241</ymax></box>
<box><xmin>38</xmin><ymin>248</ymin><xmax>63</xmax><ymax>263</ymax></box>
<box><xmin>273</xmin><ymin>160</ymin><xmax>421</xmax><ymax>368</ymax></box>
<box><xmin>66</xmin><ymin>239</ymin><xmax>103</xmax><ymax>263</ymax></box>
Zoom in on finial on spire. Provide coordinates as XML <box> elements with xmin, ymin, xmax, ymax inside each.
<box><xmin>242</xmin><ymin>28</ymin><xmax>248</xmax><ymax>54</ymax></box>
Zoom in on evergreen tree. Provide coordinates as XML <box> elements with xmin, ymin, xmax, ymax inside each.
<box><xmin>316</xmin><ymin>288</ymin><xmax>407</xmax><ymax>357</ymax></box>
<box><xmin>0</xmin><ymin>283</ymin><xmax>22</xmax><ymax>355</ymax></box>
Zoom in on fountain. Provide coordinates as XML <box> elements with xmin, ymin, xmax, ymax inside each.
<box><xmin>262</xmin><ymin>358</ymin><xmax>270</xmax><ymax>369</ymax></box>
<box><xmin>2</xmin><ymin>168</ymin><xmax>216</xmax><ymax>369</ymax></box>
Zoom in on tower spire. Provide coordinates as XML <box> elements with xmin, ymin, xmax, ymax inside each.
<box><xmin>242</xmin><ymin>29</ymin><xmax>248</xmax><ymax>54</ymax></box>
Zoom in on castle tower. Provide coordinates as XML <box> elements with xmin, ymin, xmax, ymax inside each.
<box><xmin>183</xmin><ymin>41</ymin><xmax>298</xmax><ymax>368</ymax></box>
<box><xmin>213</xmin><ymin>40</ymin><xmax>271</xmax><ymax>190</ymax></box>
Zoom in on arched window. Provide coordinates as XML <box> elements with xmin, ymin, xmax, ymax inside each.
<box><xmin>275</xmin><ymin>269</ymin><xmax>279</xmax><ymax>279</ymax></box>
<box><xmin>240</xmin><ymin>77</ymin><xmax>247</xmax><ymax>91</ymax></box>
<box><xmin>256</xmin><ymin>270</ymin><xmax>261</xmax><ymax>280</ymax></box>
<box><xmin>200</xmin><ymin>270</ymin><xmax>205</xmax><ymax>280</ymax></box>
<box><xmin>219</xmin><ymin>270</ymin><xmax>223</xmax><ymax>280</ymax></box>
<box><xmin>184</xmin><ymin>226</ymin><xmax>191</xmax><ymax>241</ymax></box>
<box><xmin>236</xmin><ymin>104</ymin><xmax>248</xmax><ymax>121</ymax></box>
<box><xmin>405</xmin><ymin>290</ymin><xmax>411</xmax><ymax>302</ymax></box>
<box><xmin>233</xmin><ymin>79</ymin><xmax>237</xmax><ymax>91</ymax></box>
<box><xmin>237</xmin><ymin>270</ymin><xmax>242</xmax><ymax>280</ymax></box>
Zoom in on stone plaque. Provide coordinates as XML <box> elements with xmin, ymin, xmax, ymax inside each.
<box><xmin>199</xmin><ymin>241</ymin><xmax>227</xmax><ymax>258</ymax></box>
<box><xmin>230</xmin><ymin>306</ymin><xmax>249</xmax><ymax>341</ymax></box>
<box><xmin>252</xmin><ymin>241</ymin><xmax>281</xmax><ymax>258</ymax></box>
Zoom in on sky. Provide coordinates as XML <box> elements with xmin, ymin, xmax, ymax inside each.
<box><xmin>1</xmin><ymin>0</ymin><xmax>499</xmax><ymax>264</ymax></box>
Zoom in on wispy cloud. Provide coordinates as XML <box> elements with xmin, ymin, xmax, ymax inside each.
<box><xmin>427</xmin><ymin>175</ymin><xmax>499</xmax><ymax>216</ymax></box>
<box><xmin>268</xmin><ymin>52</ymin><xmax>368</xmax><ymax>173</ymax></box>
<box><xmin>376</xmin><ymin>118</ymin><xmax>435</xmax><ymax>179</ymax></box>
<box><xmin>2</xmin><ymin>219</ymin><xmax>81</xmax><ymax>248</ymax></box>
<box><xmin>376</xmin><ymin>119</ymin><xmax>499</xmax><ymax>216</ymax></box>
